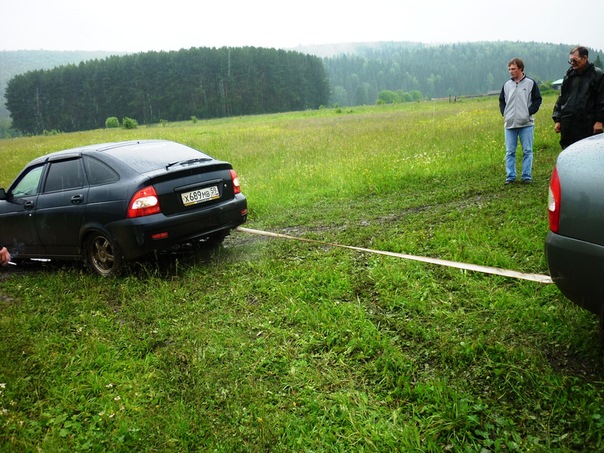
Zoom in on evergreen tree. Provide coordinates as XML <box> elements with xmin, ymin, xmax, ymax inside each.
<box><xmin>5</xmin><ymin>47</ymin><xmax>330</xmax><ymax>135</ymax></box>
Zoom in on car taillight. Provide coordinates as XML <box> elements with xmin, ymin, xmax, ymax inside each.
<box><xmin>127</xmin><ymin>186</ymin><xmax>161</xmax><ymax>218</ymax></box>
<box><xmin>230</xmin><ymin>169</ymin><xmax>241</xmax><ymax>194</ymax></box>
<box><xmin>548</xmin><ymin>167</ymin><xmax>561</xmax><ymax>233</ymax></box>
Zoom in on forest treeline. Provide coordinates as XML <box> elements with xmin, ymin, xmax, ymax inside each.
<box><xmin>3</xmin><ymin>41</ymin><xmax>604</xmax><ymax>135</ymax></box>
<box><xmin>322</xmin><ymin>41</ymin><xmax>604</xmax><ymax>106</ymax></box>
<box><xmin>0</xmin><ymin>50</ymin><xmax>126</xmax><ymax>119</ymax></box>
<box><xmin>4</xmin><ymin>47</ymin><xmax>329</xmax><ymax>135</ymax></box>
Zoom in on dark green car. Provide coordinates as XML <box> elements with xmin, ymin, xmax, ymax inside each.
<box><xmin>545</xmin><ymin>133</ymin><xmax>604</xmax><ymax>337</ymax></box>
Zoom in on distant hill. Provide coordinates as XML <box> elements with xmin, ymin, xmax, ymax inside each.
<box><xmin>317</xmin><ymin>41</ymin><xmax>603</xmax><ymax>106</ymax></box>
<box><xmin>4</xmin><ymin>48</ymin><xmax>330</xmax><ymax>135</ymax></box>
<box><xmin>0</xmin><ymin>50</ymin><xmax>127</xmax><ymax>118</ymax></box>
<box><xmin>2</xmin><ymin>42</ymin><xmax>603</xmax><ymax>132</ymax></box>
<box><xmin>290</xmin><ymin>41</ymin><xmax>429</xmax><ymax>58</ymax></box>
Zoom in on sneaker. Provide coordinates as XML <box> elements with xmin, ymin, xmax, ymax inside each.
<box><xmin>522</xmin><ymin>179</ymin><xmax>532</xmax><ymax>184</ymax></box>
<box><xmin>505</xmin><ymin>180</ymin><xmax>515</xmax><ymax>185</ymax></box>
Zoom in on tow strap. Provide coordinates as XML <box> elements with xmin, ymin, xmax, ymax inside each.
<box><xmin>237</xmin><ymin>227</ymin><xmax>553</xmax><ymax>284</ymax></box>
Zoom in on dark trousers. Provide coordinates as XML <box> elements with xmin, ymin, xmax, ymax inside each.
<box><xmin>560</xmin><ymin>115</ymin><xmax>595</xmax><ymax>149</ymax></box>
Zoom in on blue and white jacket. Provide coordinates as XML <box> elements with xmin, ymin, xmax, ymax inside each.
<box><xmin>499</xmin><ymin>76</ymin><xmax>542</xmax><ymax>129</ymax></box>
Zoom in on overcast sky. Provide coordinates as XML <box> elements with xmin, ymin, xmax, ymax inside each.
<box><xmin>2</xmin><ymin>0</ymin><xmax>603</xmax><ymax>54</ymax></box>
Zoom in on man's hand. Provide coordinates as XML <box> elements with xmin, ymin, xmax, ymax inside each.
<box><xmin>0</xmin><ymin>247</ymin><xmax>10</xmax><ymax>266</ymax></box>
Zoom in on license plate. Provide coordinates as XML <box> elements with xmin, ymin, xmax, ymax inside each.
<box><xmin>181</xmin><ymin>186</ymin><xmax>220</xmax><ymax>206</ymax></box>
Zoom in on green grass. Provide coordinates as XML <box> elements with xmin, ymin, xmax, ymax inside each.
<box><xmin>2</xmin><ymin>95</ymin><xmax>604</xmax><ymax>451</ymax></box>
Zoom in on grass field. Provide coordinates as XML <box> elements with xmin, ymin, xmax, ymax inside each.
<box><xmin>2</xmin><ymin>95</ymin><xmax>604</xmax><ymax>452</ymax></box>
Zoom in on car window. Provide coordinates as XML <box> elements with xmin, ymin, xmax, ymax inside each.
<box><xmin>11</xmin><ymin>165</ymin><xmax>45</xmax><ymax>197</ymax></box>
<box><xmin>83</xmin><ymin>156</ymin><xmax>119</xmax><ymax>185</ymax></box>
<box><xmin>105</xmin><ymin>143</ymin><xmax>212</xmax><ymax>173</ymax></box>
<box><xmin>43</xmin><ymin>159</ymin><xmax>86</xmax><ymax>193</ymax></box>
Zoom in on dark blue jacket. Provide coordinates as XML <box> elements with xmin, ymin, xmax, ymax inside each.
<box><xmin>553</xmin><ymin>63</ymin><xmax>604</xmax><ymax>124</ymax></box>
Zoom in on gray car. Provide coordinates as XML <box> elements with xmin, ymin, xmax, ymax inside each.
<box><xmin>545</xmin><ymin>133</ymin><xmax>604</xmax><ymax>338</ymax></box>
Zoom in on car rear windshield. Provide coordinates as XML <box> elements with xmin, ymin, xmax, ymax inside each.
<box><xmin>104</xmin><ymin>142</ymin><xmax>212</xmax><ymax>173</ymax></box>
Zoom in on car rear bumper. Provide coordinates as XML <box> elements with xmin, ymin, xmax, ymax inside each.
<box><xmin>545</xmin><ymin>231</ymin><xmax>604</xmax><ymax>316</ymax></box>
<box><xmin>108</xmin><ymin>194</ymin><xmax>247</xmax><ymax>260</ymax></box>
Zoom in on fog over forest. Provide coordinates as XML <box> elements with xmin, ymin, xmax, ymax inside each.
<box><xmin>1</xmin><ymin>41</ymin><xmax>602</xmax><ymax>135</ymax></box>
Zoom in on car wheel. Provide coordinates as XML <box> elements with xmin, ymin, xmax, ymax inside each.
<box><xmin>86</xmin><ymin>233</ymin><xmax>122</xmax><ymax>277</ymax></box>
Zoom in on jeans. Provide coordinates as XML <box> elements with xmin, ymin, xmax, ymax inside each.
<box><xmin>505</xmin><ymin>126</ymin><xmax>534</xmax><ymax>182</ymax></box>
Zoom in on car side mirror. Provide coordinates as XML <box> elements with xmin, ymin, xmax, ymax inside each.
<box><xmin>0</xmin><ymin>189</ymin><xmax>5</xmax><ymax>200</ymax></box>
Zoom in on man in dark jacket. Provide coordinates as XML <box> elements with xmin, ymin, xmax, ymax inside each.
<box><xmin>553</xmin><ymin>46</ymin><xmax>604</xmax><ymax>149</ymax></box>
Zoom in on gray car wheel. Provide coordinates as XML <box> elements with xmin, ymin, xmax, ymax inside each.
<box><xmin>86</xmin><ymin>233</ymin><xmax>122</xmax><ymax>277</ymax></box>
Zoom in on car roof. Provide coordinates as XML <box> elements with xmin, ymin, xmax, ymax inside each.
<box><xmin>27</xmin><ymin>140</ymin><xmax>214</xmax><ymax>173</ymax></box>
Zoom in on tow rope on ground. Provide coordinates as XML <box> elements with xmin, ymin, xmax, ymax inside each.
<box><xmin>236</xmin><ymin>227</ymin><xmax>553</xmax><ymax>284</ymax></box>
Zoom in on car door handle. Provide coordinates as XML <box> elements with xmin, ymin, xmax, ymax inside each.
<box><xmin>71</xmin><ymin>194</ymin><xmax>84</xmax><ymax>204</ymax></box>
<box><xmin>24</xmin><ymin>200</ymin><xmax>35</xmax><ymax>210</ymax></box>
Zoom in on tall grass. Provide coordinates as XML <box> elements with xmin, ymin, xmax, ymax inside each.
<box><xmin>2</xmin><ymin>96</ymin><xmax>603</xmax><ymax>452</ymax></box>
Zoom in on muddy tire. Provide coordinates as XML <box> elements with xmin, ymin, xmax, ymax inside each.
<box><xmin>86</xmin><ymin>233</ymin><xmax>123</xmax><ymax>277</ymax></box>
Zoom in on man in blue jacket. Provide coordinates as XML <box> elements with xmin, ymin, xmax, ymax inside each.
<box><xmin>553</xmin><ymin>46</ymin><xmax>604</xmax><ymax>149</ymax></box>
<box><xmin>499</xmin><ymin>58</ymin><xmax>542</xmax><ymax>184</ymax></box>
